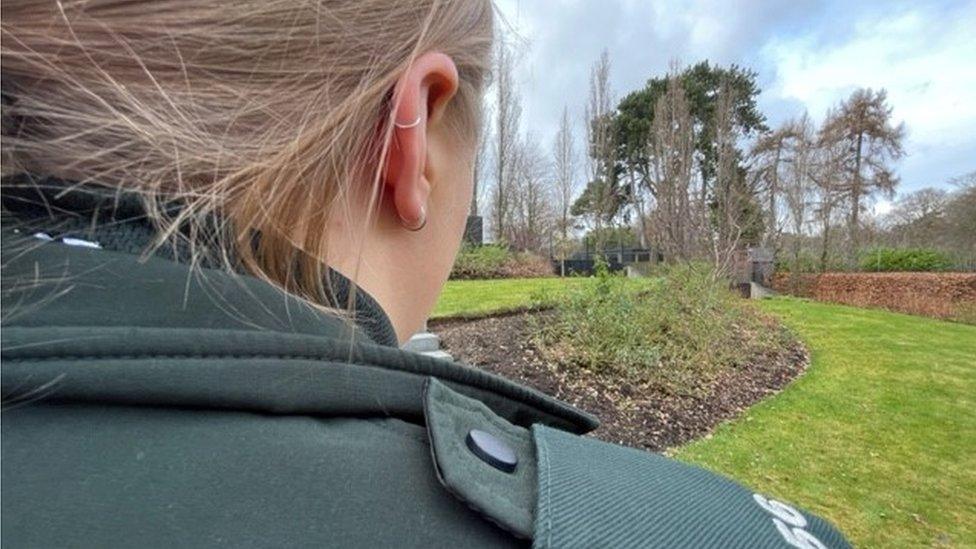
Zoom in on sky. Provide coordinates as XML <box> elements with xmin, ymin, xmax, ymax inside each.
<box><xmin>493</xmin><ymin>0</ymin><xmax>976</xmax><ymax>211</ymax></box>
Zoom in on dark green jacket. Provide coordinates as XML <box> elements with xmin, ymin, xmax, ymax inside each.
<box><xmin>1</xmin><ymin>184</ymin><xmax>850</xmax><ymax>548</ymax></box>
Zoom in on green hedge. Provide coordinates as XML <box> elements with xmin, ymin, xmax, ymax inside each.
<box><xmin>450</xmin><ymin>244</ymin><xmax>552</xmax><ymax>280</ymax></box>
<box><xmin>859</xmin><ymin>247</ymin><xmax>953</xmax><ymax>272</ymax></box>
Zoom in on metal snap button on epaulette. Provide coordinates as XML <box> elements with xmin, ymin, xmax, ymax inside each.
<box><xmin>466</xmin><ymin>429</ymin><xmax>518</xmax><ymax>473</ymax></box>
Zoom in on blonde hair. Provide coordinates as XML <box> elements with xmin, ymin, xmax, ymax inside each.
<box><xmin>1</xmin><ymin>0</ymin><xmax>493</xmax><ymax>305</ymax></box>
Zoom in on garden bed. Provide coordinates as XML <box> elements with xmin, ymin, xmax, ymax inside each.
<box><xmin>431</xmin><ymin>310</ymin><xmax>809</xmax><ymax>451</ymax></box>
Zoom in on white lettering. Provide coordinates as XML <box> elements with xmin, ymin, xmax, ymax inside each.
<box><xmin>753</xmin><ymin>493</ymin><xmax>828</xmax><ymax>548</ymax></box>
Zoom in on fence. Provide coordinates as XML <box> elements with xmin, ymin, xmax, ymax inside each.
<box><xmin>553</xmin><ymin>246</ymin><xmax>663</xmax><ymax>276</ymax></box>
<box><xmin>569</xmin><ymin>247</ymin><xmax>662</xmax><ymax>263</ymax></box>
<box><xmin>551</xmin><ymin>258</ymin><xmax>626</xmax><ymax>276</ymax></box>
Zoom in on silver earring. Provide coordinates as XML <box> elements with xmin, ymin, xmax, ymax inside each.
<box><xmin>394</xmin><ymin>116</ymin><xmax>422</xmax><ymax>129</ymax></box>
<box><xmin>404</xmin><ymin>205</ymin><xmax>427</xmax><ymax>232</ymax></box>
<box><xmin>407</xmin><ymin>216</ymin><xmax>427</xmax><ymax>232</ymax></box>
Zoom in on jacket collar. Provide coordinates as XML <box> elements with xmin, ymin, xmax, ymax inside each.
<box><xmin>1</xmin><ymin>176</ymin><xmax>398</xmax><ymax>347</ymax></box>
<box><xmin>1</xmin><ymin>176</ymin><xmax>600</xmax><ymax>434</ymax></box>
<box><xmin>0</xmin><ymin>224</ymin><xmax>599</xmax><ymax>434</ymax></box>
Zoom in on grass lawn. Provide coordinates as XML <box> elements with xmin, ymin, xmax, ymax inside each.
<box><xmin>434</xmin><ymin>276</ymin><xmax>656</xmax><ymax>319</ymax></box>
<box><xmin>432</xmin><ymin>277</ymin><xmax>591</xmax><ymax>318</ymax></box>
<box><xmin>435</xmin><ymin>279</ymin><xmax>976</xmax><ymax>546</ymax></box>
<box><xmin>676</xmin><ymin>298</ymin><xmax>976</xmax><ymax>548</ymax></box>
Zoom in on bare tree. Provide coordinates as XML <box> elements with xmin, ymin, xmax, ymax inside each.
<box><xmin>583</xmin><ymin>49</ymin><xmax>616</xmax><ymax>246</ymax></box>
<box><xmin>710</xmin><ymin>79</ymin><xmax>753</xmax><ymax>275</ymax></box>
<box><xmin>950</xmin><ymin>171</ymin><xmax>976</xmax><ymax>191</ymax></box>
<box><xmin>821</xmin><ymin>88</ymin><xmax>906</xmax><ymax>264</ymax></box>
<box><xmin>780</xmin><ymin>113</ymin><xmax>816</xmax><ymax>272</ymax></box>
<box><xmin>886</xmin><ymin>187</ymin><xmax>950</xmax><ymax>248</ymax></box>
<box><xmin>751</xmin><ymin>122</ymin><xmax>798</xmax><ymax>251</ymax></box>
<box><xmin>810</xmin><ymin>118</ymin><xmax>848</xmax><ymax>271</ymax></box>
<box><xmin>946</xmin><ymin>172</ymin><xmax>976</xmax><ymax>264</ymax></box>
<box><xmin>552</xmin><ymin>106</ymin><xmax>577</xmax><ymax>244</ymax></box>
<box><xmin>490</xmin><ymin>38</ymin><xmax>522</xmax><ymax>242</ymax></box>
<box><xmin>892</xmin><ymin>188</ymin><xmax>949</xmax><ymax>224</ymax></box>
<box><xmin>647</xmin><ymin>68</ymin><xmax>695</xmax><ymax>261</ymax></box>
<box><xmin>508</xmin><ymin>138</ymin><xmax>553</xmax><ymax>252</ymax></box>
<box><xmin>471</xmin><ymin>108</ymin><xmax>490</xmax><ymax>217</ymax></box>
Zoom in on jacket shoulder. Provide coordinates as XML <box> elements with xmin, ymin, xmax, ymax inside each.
<box><xmin>533</xmin><ymin>423</ymin><xmax>850</xmax><ymax>549</ymax></box>
<box><xmin>1</xmin><ymin>401</ymin><xmax>523</xmax><ymax>548</ymax></box>
<box><xmin>425</xmin><ymin>380</ymin><xmax>851</xmax><ymax>549</ymax></box>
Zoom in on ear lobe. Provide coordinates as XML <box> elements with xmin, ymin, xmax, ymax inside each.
<box><xmin>393</xmin><ymin>165</ymin><xmax>429</xmax><ymax>230</ymax></box>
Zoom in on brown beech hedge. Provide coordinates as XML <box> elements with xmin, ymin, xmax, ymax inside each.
<box><xmin>772</xmin><ymin>272</ymin><xmax>976</xmax><ymax>321</ymax></box>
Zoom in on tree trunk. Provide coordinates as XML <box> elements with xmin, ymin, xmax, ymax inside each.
<box><xmin>768</xmin><ymin>145</ymin><xmax>781</xmax><ymax>248</ymax></box>
<box><xmin>631</xmin><ymin>169</ymin><xmax>648</xmax><ymax>248</ymax></box>
<box><xmin>820</xmin><ymin>223</ymin><xmax>831</xmax><ymax>272</ymax></box>
<box><xmin>849</xmin><ymin>132</ymin><xmax>863</xmax><ymax>266</ymax></box>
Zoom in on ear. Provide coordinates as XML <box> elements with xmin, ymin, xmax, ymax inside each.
<box><xmin>383</xmin><ymin>52</ymin><xmax>459</xmax><ymax>230</ymax></box>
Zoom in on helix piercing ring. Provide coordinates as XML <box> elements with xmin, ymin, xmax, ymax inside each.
<box><xmin>394</xmin><ymin>116</ymin><xmax>422</xmax><ymax>129</ymax></box>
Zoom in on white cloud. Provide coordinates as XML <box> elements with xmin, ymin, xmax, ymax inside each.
<box><xmin>493</xmin><ymin>0</ymin><xmax>976</xmax><ymax>193</ymax></box>
<box><xmin>762</xmin><ymin>5</ymin><xmax>976</xmax><ymax>189</ymax></box>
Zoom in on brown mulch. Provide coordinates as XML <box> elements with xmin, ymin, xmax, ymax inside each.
<box><xmin>431</xmin><ymin>311</ymin><xmax>808</xmax><ymax>452</ymax></box>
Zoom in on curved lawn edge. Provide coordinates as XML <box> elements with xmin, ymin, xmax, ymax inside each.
<box><xmin>673</xmin><ymin>297</ymin><xmax>976</xmax><ymax>548</ymax></box>
<box><xmin>431</xmin><ymin>277</ymin><xmax>589</xmax><ymax>319</ymax></box>
<box><xmin>433</xmin><ymin>277</ymin><xmax>655</xmax><ymax>319</ymax></box>
<box><xmin>429</xmin><ymin>304</ymin><xmax>551</xmax><ymax>324</ymax></box>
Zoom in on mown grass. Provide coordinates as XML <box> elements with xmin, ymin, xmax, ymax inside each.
<box><xmin>676</xmin><ymin>298</ymin><xmax>976</xmax><ymax>548</ymax></box>
<box><xmin>435</xmin><ymin>279</ymin><xmax>976</xmax><ymax>546</ymax></box>
<box><xmin>434</xmin><ymin>276</ymin><xmax>655</xmax><ymax>319</ymax></box>
<box><xmin>432</xmin><ymin>277</ymin><xmax>591</xmax><ymax>319</ymax></box>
